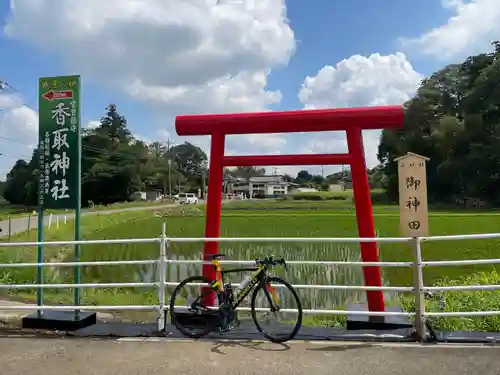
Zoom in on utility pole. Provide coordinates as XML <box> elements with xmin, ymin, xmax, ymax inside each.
<box><xmin>321</xmin><ymin>165</ymin><xmax>324</xmax><ymax>178</ymax></box>
<box><xmin>166</xmin><ymin>139</ymin><xmax>173</xmax><ymax>198</ymax></box>
<box><xmin>168</xmin><ymin>160</ymin><xmax>172</xmax><ymax>198</ymax></box>
<box><xmin>201</xmin><ymin>164</ymin><xmax>206</xmax><ymax>199</ymax></box>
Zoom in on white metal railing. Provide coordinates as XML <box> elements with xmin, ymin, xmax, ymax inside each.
<box><xmin>0</xmin><ymin>224</ymin><xmax>499</xmax><ymax>341</ymax></box>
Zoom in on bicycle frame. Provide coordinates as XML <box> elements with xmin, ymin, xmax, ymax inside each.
<box><xmin>209</xmin><ymin>258</ymin><xmax>279</xmax><ymax>310</ymax></box>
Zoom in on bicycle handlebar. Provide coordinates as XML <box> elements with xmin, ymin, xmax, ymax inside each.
<box><xmin>255</xmin><ymin>256</ymin><xmax>287</xmax><ymax>270</ymax></box>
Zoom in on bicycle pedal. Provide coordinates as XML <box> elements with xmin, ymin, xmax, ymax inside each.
<box><xmin>218</xmin><ymin>323</ymin><xmax>238</xmax><ymax>333</ymax></box>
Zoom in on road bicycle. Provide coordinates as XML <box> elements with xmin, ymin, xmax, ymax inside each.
<box><xmin>169</xmin><ymin>254</ymin><xmax>303</xmax><ymax>343</ymax></box>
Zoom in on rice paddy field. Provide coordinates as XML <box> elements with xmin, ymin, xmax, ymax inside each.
<box><xmin>1</xmin><ymin>197</ymin><xmax>500</xmax><ymax>331</ymax></box>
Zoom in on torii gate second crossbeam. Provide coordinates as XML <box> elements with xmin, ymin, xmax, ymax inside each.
<box><xmin>175</xmin><ymin>105</ymin><xmax>404</xmax><ymax>313</ymax></box>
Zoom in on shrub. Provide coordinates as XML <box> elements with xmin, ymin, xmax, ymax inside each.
<box><xmin>286</xmin><ymin>190</ymin><xmax>392</xmax><ymax>203</ymax></box>
<box><xmin>369</xmin><ymin>191</ymin><xmax>393</xmax><ymax>204</ymax></box>
<box><xmin>286</xmin><ymin>192</ymin><xmax>349</xmax><ymax>201</ymax></box>
<box><xmin>400</xmin><ymin>270</ymin><xmax>500</xmax><ymax>332</ymax></box>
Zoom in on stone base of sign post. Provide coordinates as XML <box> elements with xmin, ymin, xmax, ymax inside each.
<box><xmin>346</xmin><ymin>303</ymin><xmax>412</xmax><ymax>331</ymax></box>
<box><xmin>22</xmin><ymin>310</ymin><xmax>97</xmax><ymax>331</ymax></box>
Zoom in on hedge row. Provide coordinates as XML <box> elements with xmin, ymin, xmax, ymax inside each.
<box><xmin>284</xmin><ymin>191</ymin><xmax>393</xmax><ymax>204</ymax></box>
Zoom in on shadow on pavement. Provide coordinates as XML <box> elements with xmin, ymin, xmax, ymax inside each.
<box><xmin>5</xmin><ymin>318</ymin><xmax>500</xmax><ymax>345</ymax></box>
<box><xmin>209</xmin><ymin>340</ymin><xmax>290</xmax><ymax>355</ymax></box>
<box><xmin>306</xmin><ymin>343</ymin><xmax>375</xmax><ymax>352</ymax></box>
<box><xmin>65</xmin><ymin>320</ymin><xmax>417</xmax><ymax>342</ymax></box>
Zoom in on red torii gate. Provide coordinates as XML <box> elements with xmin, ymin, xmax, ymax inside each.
<box><xmin>175</xmin><ymin>105</ymin><xmax>404</xmax><ymax>313</ymax></box>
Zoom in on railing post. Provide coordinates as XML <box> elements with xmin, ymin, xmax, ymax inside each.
<box><xmin>157</xmin><ymin>222</ymin><xmax>167</xmax><ymax>332</ymax></box>
<box><xmin>412</xmin><ymin>236</ymin><xmax>427</xmax><ymax>341</ymax></box>
<box><xmin>8</xmin><ymin>216</ymin><xmax>11</xmax><ymax>242</ymax></box>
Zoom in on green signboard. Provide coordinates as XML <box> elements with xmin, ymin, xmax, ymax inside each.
<box><xmin>38</xmin><ymin>75</ymin><xmax>81</xmax><ymax>209</ymax></box>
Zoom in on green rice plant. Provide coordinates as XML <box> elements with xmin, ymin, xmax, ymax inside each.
<box><xmin>2</xmin><ymin>205</ymin><xmax>500</xmax><ymax>332</ymax></box>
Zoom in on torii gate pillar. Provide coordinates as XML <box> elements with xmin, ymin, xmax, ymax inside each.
<box><xmin>175</xmin><ymin>105</ymin><xmax>404</xmax><ymax>315</ymax></box>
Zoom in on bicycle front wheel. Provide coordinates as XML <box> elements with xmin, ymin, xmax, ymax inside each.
<box><xmin>251</xmin><ymin>276</ymin><xmax>302</xmax><ymax>343</ymax></box>
<box><xmin>169</xmin><ymin>275</ymin><xmax>221</xmax><ymax>339</ymax></box>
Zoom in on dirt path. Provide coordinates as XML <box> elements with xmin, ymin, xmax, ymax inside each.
<box><xmin>0</xmin><ymin>203</ymin><xmax>180</xmax><ymax>238</ymax></box>
<box><xmin>0</xmin><ymin>299</ymin><xmax>114</xmax><ymax>322</ymax></box>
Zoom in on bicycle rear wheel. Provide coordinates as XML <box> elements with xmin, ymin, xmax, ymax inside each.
<box><xmin>169</xmin><ymin>275</ymin><xmax>221</xmax><ymax>339</ymax></box>
<box><xmin>251</xmin><ymin>276</ymin><xmax>302</xmax><ymax>343</ymax></box>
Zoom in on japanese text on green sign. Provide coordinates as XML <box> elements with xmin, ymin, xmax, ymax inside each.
<box><xmin>38</xmin><ymin>75</ymin><xmax>81</xmax><ymax>209</ymax></box>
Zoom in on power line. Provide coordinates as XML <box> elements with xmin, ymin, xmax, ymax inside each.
<box><xmin>0</xmin><ymin>79</ymin><xmax>22</xmax><ymax>94</ymax></box>
<box><xmin>0</xmin><ymin>150</ymin><xmax>32</xmax><ymax>159</ymax></box>
<box><xmin>0</xmin><ymin>133</ymin><xmax>177</xmax><ymax>168</ymax></box>
<box><xmin>0</xmin><ymin>135</ymin><xmax>30</xmax><ymax>145</ymax></box>
<box><xmin>0</xmin><ymin>134</ymin><xmax>139</xmax><ymax>159</ymax></box>
<box><xmin>83</xmin><ymin>143</ymin><xmax>145</xmax><ymax>159</ymax></box>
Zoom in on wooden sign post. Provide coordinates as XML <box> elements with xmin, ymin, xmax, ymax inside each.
<box><xmin>395</xmin><ymin>152</ymin><xmax>430</xmax><ymax>340</ymax></box>
<box><xmin>395</xmin><ymin>152</ymin><xmax>430</xmax><ymax>237</ymax></box>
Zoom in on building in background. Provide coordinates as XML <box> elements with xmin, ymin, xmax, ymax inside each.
<box><xmin>293</xmin><ymin>187</ymin><xmax>318</xmax><ymax>193</ymax></box>
<box><xmin>224</xmin><ymin>175</ymin><xmax>298</xmax><ymax>198</ymax></box>
<box><xmin>328</xmin><ymin>183</ymin><xmax>345</xmax><ymax>192</ymax></box>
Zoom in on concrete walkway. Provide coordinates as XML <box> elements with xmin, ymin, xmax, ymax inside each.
<box><xmin>0</xmin><ymin>203</ymin><xmax>179</xmax><ymax>238</ymax></box>
<box><xmin>0</xmin><ymin>338</ymin><xmax>497</xmax><ymax>375</ymax></box>
<box><xmin>0</xmin><ymin>300</ymin><xmax>114</xmax><ymax>322</ymax></box>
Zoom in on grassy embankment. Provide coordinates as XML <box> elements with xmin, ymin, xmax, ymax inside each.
<box><xmin>0</xmin><ymin>200</ymin><xmax>174</xmax><ymax>221</ymax></box>
<box><xmin>1</xmin><ymin>192</ymin><xmax>499</xmax><ymax>330</ymax></box>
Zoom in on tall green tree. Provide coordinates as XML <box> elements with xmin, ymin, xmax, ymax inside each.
<box><xmin>378</xmin><ymin>41</ymin><xmax>500</xmax><ymax>205</ymax></box>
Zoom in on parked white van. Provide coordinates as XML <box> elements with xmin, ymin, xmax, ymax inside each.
<box><xmin>174</xmin><ymin>193</ymin><xmax>199</xmax><ymax>204</ymax></box>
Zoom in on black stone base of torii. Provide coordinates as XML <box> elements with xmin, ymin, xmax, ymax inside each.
<box><xmin>22</xmin><ymin>310</ymin><xmax>96</xmax><ymax>331</ymax></box>
<box><xmin>346</xmin><ymin>304</ymin><xmax>413</xmax><ymax>330</ymax></box>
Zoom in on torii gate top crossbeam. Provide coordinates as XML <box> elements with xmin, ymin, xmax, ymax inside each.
<box><xmin>175</xmin><ymin>105</ymin><xmax>404</xmax><ymax>136</ymax></box>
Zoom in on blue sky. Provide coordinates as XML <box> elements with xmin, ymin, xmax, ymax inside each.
<box><xmin>268</xmin><ymin>0</ymin><xmax>449</xmax><ymax>108</ymax></box>
<box><xmin>0</xmin><ymin>0</ymin><xmax>495</xmax><ymax>178</ymax></box>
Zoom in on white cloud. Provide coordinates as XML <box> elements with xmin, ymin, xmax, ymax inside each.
<box><xmin>137</xmin><ymin>129</ymin><xmax>173</xmax><ymax>146</ymax></box>
<box><xmin>5</xmin><ymin>0</ymin><xmax>296</xmax><ymax>169</ymax></box>
<box><xmin>5</xmin><ymin>0</ymin><xmax>294</xmax><ymax>115</ymax></box>
<box><xmin>86</xmin><ymin>120</ymin><xmax>100</xmax><ymax>129</ymax></box>
<box><xmin>298</xmin><ymin>53</ymin><xmax>423</xmax><ymax>169</ymax></box>
<box><xmin>0</xmin><ymin>92</ymin><xmax>39</xmax><ymax>178</ymax></box>
<box><xmin>0</xmin><ymin>92</ymin><xmax>23</xmax><ymax>109</ymax></box>
<box><xmin>228</xmin><ymin>133</ymin><xmax>287</xmax><ymax>155</ymax></box>
<box><xmin>299</xmin><ymin>53</ymin><xmax>422</xmax><ymax>110</ymax></box>
<box><xmin>3</xmin><ymin>2</ymin><xmax>424</xmax><ymax>180</ymax></box>
<box><xmin>400</xmin><ymin>0</ymin><xmax>500</xmax><ymax>60</ymax></box>
<box><xmin>155</xmin><ymin>129</ymin><xmax>172</xmax><ymax>143</ymax></box>
<box><xmin>163</xmin><ymin>52</ymin><xmax>421</xmax><ymax>178</ymax></box>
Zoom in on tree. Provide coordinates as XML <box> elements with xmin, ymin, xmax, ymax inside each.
<box><xmin>98</xmin><ymin>104</ymin><xmax>132</xmax><ymax>143</ymax></box>
<box><xmin>311</xmin><ymin>174</ymin><xmax>324</xmax><ymax>186</ymax></box>
<box><xmin>368</xmin><ymin>166</ymin><xmax>386</xmax><ymax>189</ymax></box>
<box><xmin>169</xmin><ymin>142</ymin><xmax>208</xmax><ymax>192</ymax></box>
<box><xmin>378</xmin><ymin>41</ymin><xmax>500</xmax><ymax>205</ymax></box>
<box><xmin>295</xmin><ymin>170</ymin><xmax>313</xmax><ymax>186</ymax></box>
<box><xmin>79</xmin><ymin>105</ymin><xmax>148</xmax><ymax>204</ymax></box>
<box><xmin>2</xmin><ymin>103</ymin><xmax>209</xmax><ymax>206</ymax></box>
<box><xmin>226</xmin><ymin>166</ymin><xmax>266</xmax><ymax>180</ymax></box>
<box><xmin>2</xmin><ymin>160</ymin><xmax>36</xmax><ymax>205</ymax></box>
<box><xmin>325</xmin><ymin>171</ymin><xmax>345</xmax><ymax>184</ymax></box>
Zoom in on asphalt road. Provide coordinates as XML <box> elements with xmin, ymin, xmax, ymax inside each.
<box><xmin>0</xmin><ymin>203</ymin><xmax>180</xmax><ymax>238</ymax></box>
<box><xmin>0</xmin><ymin>338</ymin><xmax>497</xmax><ymax>375</ymax></box>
